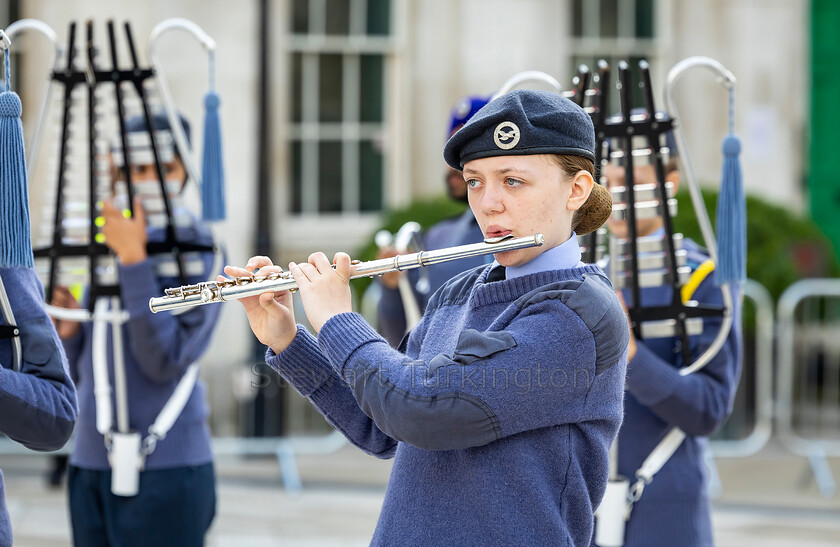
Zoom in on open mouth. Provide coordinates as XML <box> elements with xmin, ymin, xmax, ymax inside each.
<box><xmin>486</xmin><ymin>226</ymin><xmax>513</xmax><ymax>239</ymax></box>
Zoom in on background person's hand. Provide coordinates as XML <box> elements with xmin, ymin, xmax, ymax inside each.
<box><xmin>375</xmin><ymin>247</ymin><xmax>401</xmax><ymax>290</ymax></box>
<box><xmin>101</xmin><ymin>197</ymin><xmax>148</xmax><ymax>265</ymax></box>
<box><xmin>615</xmin><ymin>291</ymin><xmax>637</xmax><ymax>361</ymax></box>
<box><xmin>51</xmin><ymin>286</ymin><xmax>82</xmax><ymax>339</ymax></box>
<box><xmin>224</xmin><ymin>256</ymin><xmax>298</xmax><ymax>353</ymax></box>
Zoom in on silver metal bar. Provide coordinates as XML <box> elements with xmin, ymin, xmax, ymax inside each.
<box><xmin>613</xmin><ymin>250</ymin><xmax>687</xmax><ymax>272</ymax></box>
<box><xmin>613</xmin><ymin>233</ymin><xmax>684</xmax><ymax>255</ymax></box>
<box><xmin>610</xmin><ymin>181</ymin><xmax>675</xmax><ymax>203</ymax></box>
<box><xmin>150</xmin><ymin>234</ymin><xmax>545</xmax><ymax>313</ymax></box>
<box><xmin>641</xmin><ymin>318</ymin><xmax>703</xmax><ymax>339</ymax></box>
<box><xmin>611</xmin><ymin>266</ymin><xmax>691</xmax><ymax>291</ymax></box>
<box><xmin>610</xmin><ymin>198</ymin><xmax>678</xmax><ymax>221</ymax></box>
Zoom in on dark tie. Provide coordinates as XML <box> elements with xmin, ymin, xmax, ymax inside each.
<box><xmin>486</xmin><ymin>266</ymin><xmax>506</xmax><ymax>282</ymax></box>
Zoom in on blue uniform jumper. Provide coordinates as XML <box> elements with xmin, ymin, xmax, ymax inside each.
<box><xmin>0</xmin><ymin>268</ymin><xmax>78</xmax><ymax>547</ymax></box>
<box><xmin>270</xmin><ymin>235</ymin><xmax>629</xmax><ymax>545</ymax></box>
<box><xmin>62</xmin><ymin>218</ymin><xmax>221</xmax><ymax>547</ymax></box>
<box><xmin>604</xmin><ymin>238</ymin><xmax>742</xmax><ymax>547</ymax></box>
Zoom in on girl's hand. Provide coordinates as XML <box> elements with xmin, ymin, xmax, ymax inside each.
<box><xmin>289</xmin><ymin>252</ymin><xmax>353</xmax><ymax>332</ymax></box>
<box><xmin>224</xmin><ymin>256</ymin><xmax>297</xmax><ymax>353</ymax></box>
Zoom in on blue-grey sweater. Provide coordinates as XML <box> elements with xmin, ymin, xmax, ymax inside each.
<box><xmin>612</xmin><ymin>239</ymin><xmax>742</xmax><ymax>546</ymax></box>
<box><xmin>62</xmin><ymin>221</ymin><xmax>221</xmax><ymax>471</ymax></box>
<box><xmin>268</xmin><ymin>263</ymin><xmax>629</xmax><ymax>546</ymax></box>
<box><xmin>0</xmin><ymin>267</ymin><xmax>78</xmax><ymax>546</ymax></box>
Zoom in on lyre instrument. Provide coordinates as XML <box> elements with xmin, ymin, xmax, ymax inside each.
<box><xmin>6</xmin><ymin>18</ymin><xmax>223</xmax><ymax>322</ymax></box>
<box><xmin>569</xmin><ymin>58</ymin><xmax>738</xmax><ymax>375</ymax></box>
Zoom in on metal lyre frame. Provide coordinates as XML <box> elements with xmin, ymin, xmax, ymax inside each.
<box><xmin>147</xmin><ymin>18</ymin><xmax>216</xmax><ymax>190</ymax></box>
<box><xmin>10</xmin><ymin>19</ymin><xmax>220</xmax><ymax>321</ymax></box>
<box><xmin>663</xmin><ymin>57</ymin><xmax>737</xmax><ymax>375</ymax></box>
<box><xmin>577</xmin><ymin>60</ymin><xmax>610</xmax><ymax>265</ymax></box>
<box><xmin>577</xmin><ymin>58</ymin><xmax>736</xmax><ymax>374</ymax></box>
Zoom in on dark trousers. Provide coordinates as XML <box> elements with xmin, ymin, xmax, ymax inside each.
<box><xmin>68</xmin><ymin>463</ymin><xmax>216</xmax><ymax>547</ymax></box>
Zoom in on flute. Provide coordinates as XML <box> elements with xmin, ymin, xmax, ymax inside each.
<box><xmin>148</xmin><ymin>233</ymin><xmax>545</xmax><ymax>313</ymax></box>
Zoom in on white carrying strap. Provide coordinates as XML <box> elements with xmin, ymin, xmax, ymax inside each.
<box><xmin>0</xmin><ymin>275</ymin><xmax>23</xmax><ymax>372</ymax></box>
<box><xmin>92</xmin><ymin>298</ymin><xmax>115</xmax><ymax>434</ymax></box>
<box><xmin>628</xmin><ymin>428</ymin><xmax>687</xmax><ymax>502</ymax></box>
<box><xmin>596</xmin><ymin>428</ymin><xmax>687</xmax><ymax>546</ymax></box>
<box><xmin>92</xmin><ymin>297</ymin><xmax>131</xmax><ymax>434</ymax></box>
<box><xmin>91</xmin><ymin>297</ymin><xmax>199</xmax><ymax>456</ymax></box>
<box><xmin>142</xmin><ymin>363</ymin><xmax>199</xmax><ymax>455</ymax></box>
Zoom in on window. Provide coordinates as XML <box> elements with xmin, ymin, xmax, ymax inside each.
<box><xmin>569</xmin><ymin>0</ymin><xmax>659</xmax><ymax>114</ymax></box>
<box><xmin>288</xmin><ymin>0</ymin><xmax>393</xmax><ymax>215</ymax></box>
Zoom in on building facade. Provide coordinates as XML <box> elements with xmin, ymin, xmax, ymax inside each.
<box><xmin>3</xmin><ymin>0</ymin><xmax>809</xmax><ymax>433</ymax></box>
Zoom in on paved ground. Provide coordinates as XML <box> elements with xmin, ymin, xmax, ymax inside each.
<box><xmin>3</xmin><ymin>439</ymin><xmax>840</xmax><ymax>546</ymax></box>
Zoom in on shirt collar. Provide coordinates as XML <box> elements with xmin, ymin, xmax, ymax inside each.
<box><xmin>493</xmin><ymin>233</ymin><xmax>583</xmax><ymax>279</ymax></box>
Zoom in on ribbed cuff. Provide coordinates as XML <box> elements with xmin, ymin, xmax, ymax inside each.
<box><xmin>117</xmin><ymin>260</ymin><xmax>160</xmax><ymax>316</ymax></box>
<box><xmin>624</xmin><ymin>342</ymin><xmax>681</xmax><ymax>406</ymax></box>
<box><xmin>317</xmin><ymin>312</ymin><xmax>384</xmax><ymax>377</ymax></box>
<box><xmin>265</xmin><ymin>325</ymin><xmax>335</xmax><ymax>397</ymax></box>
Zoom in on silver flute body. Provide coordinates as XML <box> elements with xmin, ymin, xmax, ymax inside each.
<box><xmin>149</xmin><ymin>233</ymin><xmax>545</xmax><ymax>313</ymax></box>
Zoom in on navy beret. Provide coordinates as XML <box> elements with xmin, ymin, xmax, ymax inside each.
<box><xmin>448</xmin><ymin>95</ymin><xmax>491</xmax><ymax>135</ymax></box>
<box><xmin>443</xmin><ymin>89</ymin><xmax>595</xmax><ymax>170</ymax></box>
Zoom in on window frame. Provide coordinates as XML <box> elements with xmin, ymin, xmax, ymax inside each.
<box><xmin>287</xmin><ymin>0</ymin><xmax>396</xmax><ymax>218</ymax></box>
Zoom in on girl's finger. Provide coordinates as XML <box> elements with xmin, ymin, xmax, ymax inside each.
<box><xmin>310</xmin><ymin>252</ymin><xmax>332</xmax><ymax>275</ymax></box>
<box><xmin>245</xmin><ymin>255</ymin><xmax>275</xmax><ymax>271</ymax></box>
<box><xmin>224</xmin><ymin>265</ymin><xmax>252</xmax><ymax>278</ymax></box>
<box><xmin>288</xmin><ymin>262</ymin><xmax>311</xmax><ymax>286</ymax></box>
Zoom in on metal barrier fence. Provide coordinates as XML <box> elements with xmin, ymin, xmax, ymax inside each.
<box><xmin>212</xmin><ymin>431</ymin><xmax>347</xmax><ymax>493</ymax></box>
<box><xmin>711</xmin><ymin>279</ymin><xmax>775</xmax><ymax>457</ymax></box>
<box><xmin>13</xmin><ymin>278</ymin><xmax>840</xmax><ymax>500</ymax></box>
<box><xmin>777</xmin><ymin>278</ymin><xmax>840</xmax><ymax>499</ymax></box>
<box><xmin>0</xmin><ymin>431</ymin><xmax>348</xmax><ymax>494</ymax></box>
<box><xmin>706</xmin><ymin>280</ymin><xmax>774</xmax><ymax>497</ymax></box>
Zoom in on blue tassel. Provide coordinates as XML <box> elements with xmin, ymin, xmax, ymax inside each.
<box><xmin>715</xmin><ymin>135</ymin><xmax>746</xmax><ymax>285</ymax></box>
<box><xmin>0</xmin><ymin>49</ymin><xmax>33</xmax><ymax>268</ymax></box>
<box><xmin>201</xmin><ymin>91</ymin><xmax>225</xmax><ymax>221</ymax></box>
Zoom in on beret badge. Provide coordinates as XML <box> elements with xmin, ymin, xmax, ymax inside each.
<box><xmin>493</xmin><ymin>121</ymin><xmax>520</xmax><ymax>150</ymax></box>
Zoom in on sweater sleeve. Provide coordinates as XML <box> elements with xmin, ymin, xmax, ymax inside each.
<box><xmin>624</xmin><ymin>275</ymin><xmax>742</xmax><ymax>436</ymax></box>
<box><xmin>317</xmin><ymin>281</ymin><xmax>628</xmax><ymax>452</ymax></box>
<box><xmin>118</xmin><ymin>250</ymin><xmax>222</xmax><ymax>384</ymax></box>
<box><xmin>60</xmin><ymin>326</ymin><xmax>85</xmax><ymax>384</ymax></box>
<box><xmin>265</xmin><ymin>325</ymin><xmax>398</xmax><ymax>459</ymax></box>
<box><xmin>0</xmin><ymin>268</ymin><xmax>77</xmax><ymax>451</ymax></box>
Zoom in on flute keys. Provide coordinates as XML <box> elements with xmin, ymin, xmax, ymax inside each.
<box><xmin>200</xmin><ymin>284</ymin><xmax>218</xmax><ymax>303</ymax></box>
